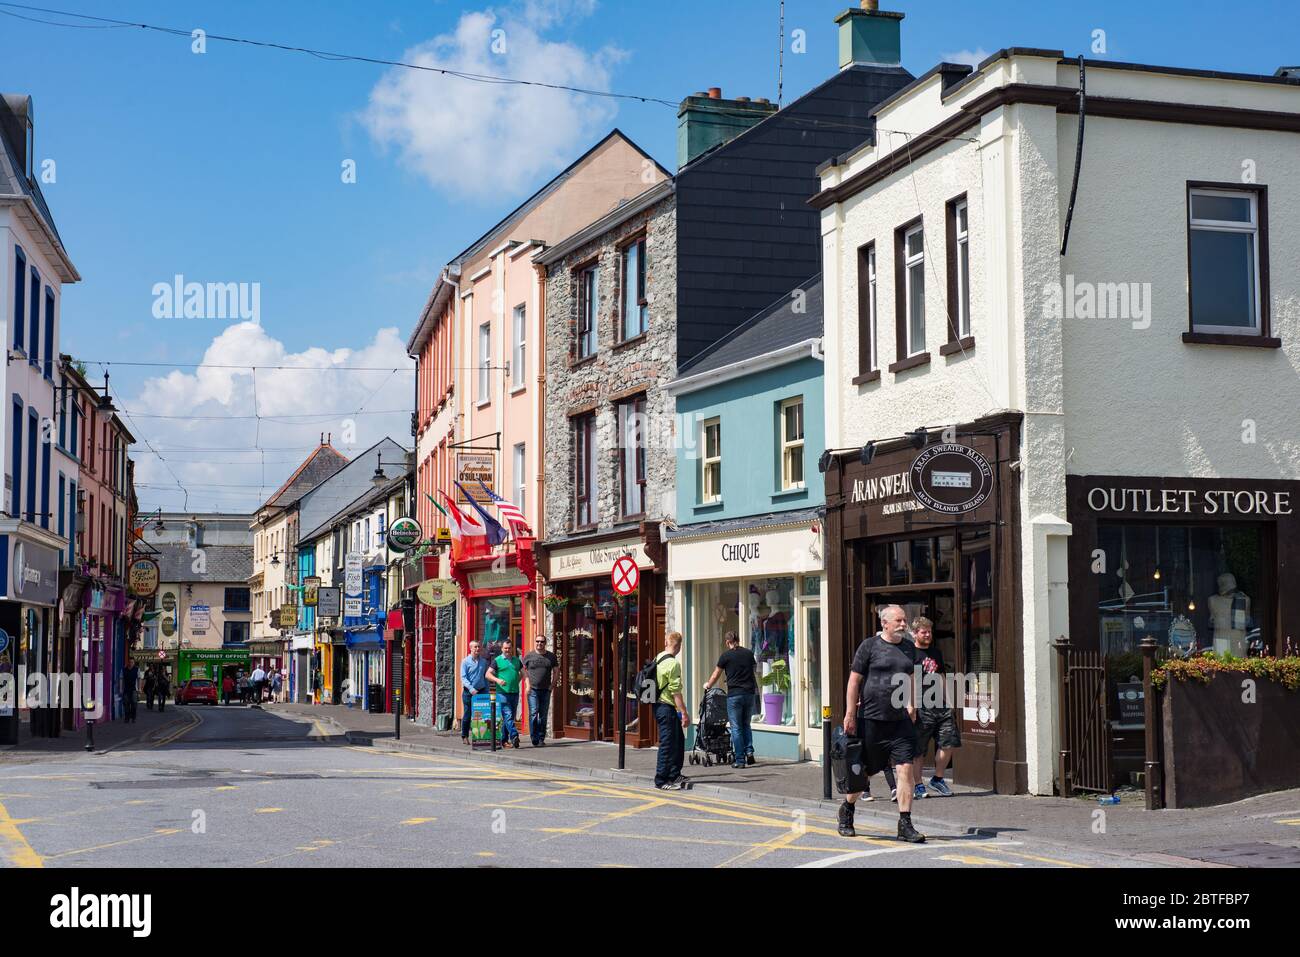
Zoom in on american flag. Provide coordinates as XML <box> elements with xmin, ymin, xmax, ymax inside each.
<box><xmin>478</xmin><ymin>480</ymin><xmax>533</xmax><ymax>538</ymax></box>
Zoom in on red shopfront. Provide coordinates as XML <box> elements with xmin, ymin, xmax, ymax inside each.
<box><xmin>449</xmin><ymin>541</ymin><xmax>538</xmax><ymax>729</ymax></box>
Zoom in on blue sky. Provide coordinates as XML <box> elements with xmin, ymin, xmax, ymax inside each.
<box><xmin>4</xmin><ymin>0</ymin><xmax>1296</xmax><ymax>511</ymax></box>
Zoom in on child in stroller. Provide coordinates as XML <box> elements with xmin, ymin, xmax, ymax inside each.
<box><xmin>688</xmin><ymin>687</ymin><xmax>734</xmax><ymax>767</ymax></box>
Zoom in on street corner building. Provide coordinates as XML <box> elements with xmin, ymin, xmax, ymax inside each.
<box><xmin>813</xmin><ymin>35</ymin><xmax>1300</xmax><ymax>796</ymax></box>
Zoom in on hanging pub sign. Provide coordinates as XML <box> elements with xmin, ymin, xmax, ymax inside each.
<box><xmin>910</xmin><ymin>444</ymin><xmax>994</xmax><ymax>515</ymax></box>
<box><xmin>279</xmin><ymin>603</ymin><xmax>298</xmax><ymax>628</ymax></box>
<box><xmin>303</xmin><ymin>576</ymin><xmax>321</xmax><ymax>606</ymax></box>
<box><xmin>388</xmin><ymin>517</ymin><xmax>423</xmax><ymax>553</ymax></box>
<box><xmin>128</xmin><ymin>558</ymin><xmax>161</xmax><ymax>598</ymax></box>
<box><xmin>316</xmin><ymin>587</ymin><xmax>341</xmax><ymax>618</ymax></box>
<box><xmin>456</xmin><ymin>453</ymin><xmax>495</xmax><ymax>504</ymax></box>
<box><xmin>416</xmin><ymin>578</ymin><xmax>458</xmax><ymax>608</ymax></box>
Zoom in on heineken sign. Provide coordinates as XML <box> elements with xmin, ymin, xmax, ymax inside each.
<box><xmin>387</xmin><ymin>516</ymin><xmax>423</xmax><ymax>553</ymax></box>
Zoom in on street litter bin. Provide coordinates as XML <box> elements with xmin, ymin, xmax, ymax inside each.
<box><xmin>368</xmin><ymin>684</ymin><xmax>384</xmax><ymax>713</ymax></box>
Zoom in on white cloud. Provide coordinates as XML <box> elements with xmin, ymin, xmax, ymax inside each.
<box><xmin>123</xmin><ymin>322</ymin><xmax>413</xmax><ymax>512</ymax></box>
<box><xmin>361</xmin><ymin>1</ymin><xmax>623</xmax><ymax>198</ymax></box>
<box><xmin>941</xmin><ymin>48</ymin><xmax>992</xmax><ymax>69</ymax></box>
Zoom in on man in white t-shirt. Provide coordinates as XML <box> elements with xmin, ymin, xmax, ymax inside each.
<box><xmin>250</xmin><ymin>665</ymin><xmax>267</xmax><ymax>704</ymax></box>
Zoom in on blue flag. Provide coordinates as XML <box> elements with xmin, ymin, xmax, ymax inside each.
<box><xmin>455</xmin><ymin>482</ymin><xmax>508</xmax><ymax>547</ymax></box>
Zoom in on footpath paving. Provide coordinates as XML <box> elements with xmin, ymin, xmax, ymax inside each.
<box><xmin>0</xmin><ymin>703</ymin><xmax>201</xmax><ymax>760</ymax></box>
<box><xmin>268</xmin><ymin>701</ymin><xmax>1300</xmax><ymax>866</ymax></box>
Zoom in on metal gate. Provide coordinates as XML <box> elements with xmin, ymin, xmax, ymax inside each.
<box><xmin>1054</xmin><ymin>639</ymin><xmax>1112</xmax><ymax>795</ymax></box>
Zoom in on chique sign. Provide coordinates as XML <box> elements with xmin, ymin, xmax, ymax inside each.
<box><xmin>910</xmin><ymin>444</ymin><xmax>994</xmax><ymax>515</ymax></box>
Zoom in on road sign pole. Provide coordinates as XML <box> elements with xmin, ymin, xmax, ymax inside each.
<box><xmin>618</xmin><ymin>601</ymin><xmax>629</xmax><ymax>771</ymax></box>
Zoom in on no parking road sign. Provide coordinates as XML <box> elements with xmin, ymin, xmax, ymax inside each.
<box><xmin>611</xmin><ymin>555</ymin><xmax>639</xmax><ymax>596</ymax></box>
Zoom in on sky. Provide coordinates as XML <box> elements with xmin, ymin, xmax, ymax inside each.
<box><xmin>3</xmin><ymin>0</ymin><xmax>1297</xmax><ymax>513</ymax></box>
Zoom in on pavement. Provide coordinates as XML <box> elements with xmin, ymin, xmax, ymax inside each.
<box><xmin>263</xmin><ymin>701</ymin><xmax>1300</xmax><ymax>867</ymax></box>
<box><xmin>2</xmin><ymin>702</ymin><xmax>1298</xmax><ymax>867</ymax></box>
<box><xmin>0</xmin><ymin>704</ymin><xmax>1135</xmax><ymax>869</ymax></box>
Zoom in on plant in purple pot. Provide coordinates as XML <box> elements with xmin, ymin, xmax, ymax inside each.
<box><xmin>760</xmin><ymin>660</ymin><xmax>790</xmax><ymax>725</ymax></box>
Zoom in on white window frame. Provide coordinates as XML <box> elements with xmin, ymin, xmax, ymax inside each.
<box><xmin>513</xmin><ymin>442</ymin><xmax>526</xmax><ymax>512</ymax></box>
<box><xmin>955</xmin><ymin>200</ymin><xmax>971</xmax><ymax>338</ymax></box>
<box><xmin>701</xmin><ymin>417</ymin><xmax>722</xmax><ymax>504</ymax></box>
<box><xmin>511</xmin><ymin>304</ymin><xmax>526</xmax><ymax>391</ymax></box>
<box><xmin>780</xmin><ymin>397</ymin><xmax>805</xmax><ymax>491</ymax></box>
<box><xmin>478</xmin><ymin>321</ymin><xmax>491</xmax><ymax>404</ymax></box>
<box><xmin>904</xmin><ymin>223</ymin><xmax>926</xmax><ymax>356</ymax></box>
<box><xmin>1188</xmin><ymin>187</ymin><xmax>1262</xmax><ymax>335</ymax></box>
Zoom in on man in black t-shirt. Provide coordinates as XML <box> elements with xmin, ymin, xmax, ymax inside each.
<box><xmin>522</xmin><ymin>635</ymin><xmax>559</xmax><ymax>747</ymax></box>
<box><xmin>704</xmin><ymin>631</ymin><xmax>758</xmax><ymax>768</ymax></box>
<box><xmin>911</xmin><ymin>616</ymin><xmax>960</xmax><ymax>797</ymax></box>
<box><xmin>838</xmin><ymin>604</ymin><xmax>925</xmax><ymax>843</ymax></box>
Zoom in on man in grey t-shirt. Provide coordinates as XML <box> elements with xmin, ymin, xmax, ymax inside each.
<box><xmin>522</xmin><ymin>636</ymin><xmax>559</xmax><ymax>747</ymax></box>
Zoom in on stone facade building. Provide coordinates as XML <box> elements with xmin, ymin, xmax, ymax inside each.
<box><xmin>534</xmin><ymin>180</ymin><xmax>676</xmax><ymax>747</ymax></box>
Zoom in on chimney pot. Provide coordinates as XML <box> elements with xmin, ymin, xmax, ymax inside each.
<box><xmin>708</xmin><ymin>87</ymin><xmax>722</xmax><ymax>99</ymax></box>
<box><xmin>862</xmin><ymin>0</ymin><xmax>879</xmax><ymax>10</ymax></box>
<box><xmin>736</xmin><ymin>96</ymin><xmax>750</xmax><ymax>102</ymax></box>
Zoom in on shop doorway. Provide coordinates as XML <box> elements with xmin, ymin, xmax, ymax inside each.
<box><xmin>859</xmin><ymin>531</ymin><xmax>997</xmax><ymax>788</ymax></box>
<box><xmin>799</xmin><ymin>600</ymin><xmax>823</xmax><ymax>758</ymax></box>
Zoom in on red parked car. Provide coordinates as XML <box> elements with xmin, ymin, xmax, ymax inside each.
<box><xmin>177</xmin><ymin>679</ymin><xmax>219</xmax><ymax>706</ymax></box>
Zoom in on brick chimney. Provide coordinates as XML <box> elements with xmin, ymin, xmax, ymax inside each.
<box><xmin>835</xmin><ymin>1</ymin><xmax>904</xmax><ymax>70</ymax></box>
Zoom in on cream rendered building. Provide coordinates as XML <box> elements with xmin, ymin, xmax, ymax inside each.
<box><xmin>816</xmin><ymin>42</ymin><xmax>1300</xmax><ymax>795</ymax></box>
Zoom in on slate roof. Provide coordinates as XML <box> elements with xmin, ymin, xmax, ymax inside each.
<box><xmin>677</xmin><ymin>274</ymin><xmax>822</xmax><ymax>377</ymax></box>
<box><xmin>263</xmin><ymin>444</ymin><xmax>350</xmax><ymax>510</ymax></box>
<box><xmin>154</xmin><ymin>544</ymin><xmax>252</xmax><ymax>584</ymax></box>
<box><xmin>674</xmin><ymin>64</ymin><xmax>912</xmax><ymax>367</ymax></box>
<box><xmin>0</xmin><ymin>94</ymin><xmax>61</xmax><ymax>245</ymax></box>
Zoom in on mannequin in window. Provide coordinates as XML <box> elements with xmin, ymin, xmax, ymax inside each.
<box><xmin>761</xmin><ymin>588</ymin><xmax>789</xmax><ymax>659</ymax></box>
<box><xmin>1207</xmin><ymin>572</ymin><xmax>1250</xmax><ymax>658</ymax></box>
<box><xmin>747</xmin><ymin>591</ymin><xmax>762</xmax><ymax>650</ymax></box>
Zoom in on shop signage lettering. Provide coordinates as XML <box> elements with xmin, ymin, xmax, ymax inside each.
<box><xmin>721</xmin><ymin>542</ymin><xmax>760</xmax><ymax>564</ymax></box>
<box><xmin>850</xmin><ymin>471</ymin><xmax>912</xmax><ymax>504</ymax></box>
<box><xmin>1086</xmin><ymin>487</ymin><xmax>1293</xmax><ymax>517</ymax></box>
<box><xmin>316</xmin><ymin>587</ymin><xmax>341</xmax><ymax>617</ymax></box>
<box><xmin>555</xmin><ymin>543</ymin><xmax>646</xmax><ymax>578</ymax></box>
<box><xmin>128</xmin><ymin>558</ymin><xmax>160</xmax><ymax>598</ymax></box>
<box><xmin>910</xmin><ymin>445</ymin><xmax>994</xmax><ymax>515</ymax></box>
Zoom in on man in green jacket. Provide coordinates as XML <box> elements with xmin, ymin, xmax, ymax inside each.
<box><xmin>487</xmin><ymin>638</ymin><xmax>523</xmax><ymax>748</ymax></box>
<box><xmin>654</xmin><ymin>632</ymin><xmax>691</xmax><ymax>790</ymax></box>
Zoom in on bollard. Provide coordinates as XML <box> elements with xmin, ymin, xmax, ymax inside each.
<box><xmin>821</xmin><ymin>706</ymin><xmax>832</xmax><ymax>800</ymax></box>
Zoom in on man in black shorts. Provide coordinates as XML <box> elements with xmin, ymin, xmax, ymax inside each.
<box><xmin>911</xmin><ymin>616</ymin><xmax>960</xmax><ymax>797</ymax></box>
<box><xmin>838</xmin><ymin>604</ymin><xmax>925</xmax><ymax>843</ymax></box>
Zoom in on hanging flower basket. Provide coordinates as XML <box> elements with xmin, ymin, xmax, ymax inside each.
<box><xmin>542</xmin><ymin>594</ymin><xmax>570</xmax><ymax>613</ymax></box>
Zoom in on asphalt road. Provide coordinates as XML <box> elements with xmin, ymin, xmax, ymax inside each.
<box><xmin>0</xmin><ymin>705</ymin><xmax>1147</xmax><ymax>868</ymax></box>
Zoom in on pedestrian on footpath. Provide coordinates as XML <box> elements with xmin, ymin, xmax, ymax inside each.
<box><xmin>238</xmin><ymin>671</ymin><xmax>251</xmax><ymax>704</ymax></box>
<box><xmin>838</xmin><ymin>604</ymin><xmax>926</xmax><ymax>843</ymax></box>
<box><xmin>653</xmin><ymin>631</ymin><xmax>690</xmax><ymax>791</ymax></box>
<box><xmin>156</xmin><ymin>670</ymin><xmax>170</xmax><ymax>713</ymax></box>
<box><xmin>910</xmin><ymin>616</ymin><xmax>960</xmax><ymax>798</ymax></box>
<box><xmin>703</xmin><ymin>631</ymin><xmax>757</xmax><ymax>769</ymax></box>
<box><xmin>143</xmin><ymin>668</ymin><xmax>157</xmax><ymax>711</ymax></box>
<box><xmin>487</xmin><ymin>638</ymin><xmax>523</xmax><ymax>749</ymax></box>
<box><xmin>222</xmin><ymin>672</ymin><xmax>234</xmax><ymax>706</ymax></box>
<box><xmin>250</xmin><ymin>663</ymin><xmax>267</xmax><ymax>705</ymax></box>
<box><xmin>121</xmin><ymin>657</ymin><xmax>139</xmax><ymax>723</ymax></box>
<box><xmin>522</xmin><ymin>635</ymin><xmax>558</xmax><ymax>747</ymax></box>
<box><xmin>271</xmin><ymin>669</ymin><xmax>283</xmax><ymax>703</ymax></box>
<box><xmin>460</xmin><ymin>640</ymin><xmax>489</xmax><ymax>744</ymax></box>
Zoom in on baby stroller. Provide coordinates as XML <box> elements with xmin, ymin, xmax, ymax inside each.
<box><xmin>688</xmin><ymin>688</ymin><xmax>734</xmax><ymax>767</ymax></box>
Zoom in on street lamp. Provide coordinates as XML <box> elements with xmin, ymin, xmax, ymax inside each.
<box><xmin>370</xmin><ymin>453</ymin><xmax>404</xmax><ymax>489</ymax></box>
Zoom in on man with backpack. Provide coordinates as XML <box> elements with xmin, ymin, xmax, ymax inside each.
<box><xmin>838</xmin><ymin>604</ymin><xmax>926</xmax><ymax>843</ymax></box>
<box><xmin>910</xmin><ymin>616</ymin><xmax>960</xmax><ymax>798</ymax></box>
<box><xmin>644</xmin><ymin>631</ymin><xmax>690</xmax><ymax>790</ymax></box>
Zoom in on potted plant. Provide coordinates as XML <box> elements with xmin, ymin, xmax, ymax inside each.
<box><xmin>760</xmin><ymin>660</ymin><xmax>790</xmax><ymax>725</ymax></box>
<box><xmin>542</xmin><ymin>593</ymin><xmax>569</xmax><ymax>614</ymax></box>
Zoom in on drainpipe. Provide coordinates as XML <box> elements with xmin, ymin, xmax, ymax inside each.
<box><xmin>533</xmin><ymin>258</ymin><xmax>547</xmax><ymax>638</ymax></box>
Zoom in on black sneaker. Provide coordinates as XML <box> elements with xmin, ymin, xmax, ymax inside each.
<box><xmin>837</xmin><ymin>801</ymin><xmax>856</xmax><ymax>837</ymax></box>
<box><xmin>746</xmin><ymin>753</ymin><xmax>757</xmax><ymax>766</ymax></box>
<box><xmin>897</xmin><ymin>817</ymin><xmax>926</xmax><ymax>843</ymax></box>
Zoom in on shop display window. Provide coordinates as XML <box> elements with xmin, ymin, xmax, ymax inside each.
<box><xmin>750</xmin><ymin>577</ymin><xmax>796</xmax><ymax>727</ymax></box>
<box><xmin>476</xmin><ymin>595</ymin><xmax>522</xmax><ymax>655</ymax></box>
<box><xmin>1095</xmin><ymin>524</ymin><xmax>1266</xmax><ymax>659</ymax></box>
<box><xmin>865</xmin><ymin>535</ymin><xmax>955</xmax><ymax>587</ymax></box>
<box><xmin>696</xmin><ymin>580</ymin><xmax>740</xmax><ymax>686</ymax></box>
<box><xmin>564</xmin><ymin>582</ymin><xmax>596</xmax><ymax>729</ymax></box>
